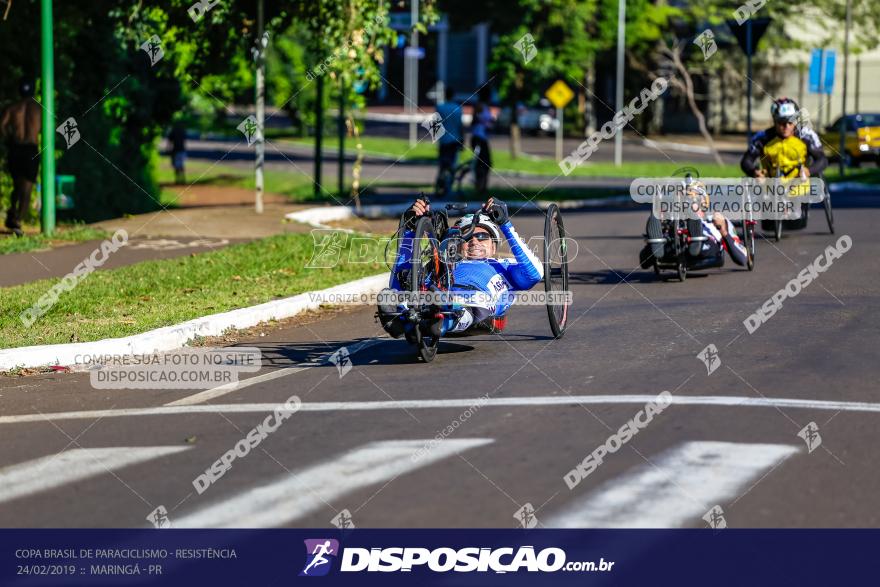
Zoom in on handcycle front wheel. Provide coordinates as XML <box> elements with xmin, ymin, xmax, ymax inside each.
<box><xmin>823</xmin><ymin>184</ymin><xmax>835</xmax><ymax>234</ymax></box>
<box><xmin>743</xmin><ymin>221</ymin><xmax>756</xmax><ymax>271</ymax></box>
<box><xmin>543</xmin><ymin>203</ymin><xmax>570</xmax><ymax>338</ymax></box>
<box><xmin>410</xmin><ymin>216</ymin><xmax>442</xmax><ymax>362</ymax></box>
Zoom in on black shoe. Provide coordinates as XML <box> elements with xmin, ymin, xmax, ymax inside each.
<box><xmin>376</xmin><ymin>288</ymin><xmax>406</xmax><ymax>338</ymax></box>
<box><xmin>428</xmin><ymin>315</ymin><xmax>444</xmax><ymax>338</ymax></box>
<box><xmin>645</xmin><ymin>216</ymin><xmax>665</xmax><ymax>260</ymax></box>
<box><xmin>639</xmin><ymin>245</ymin><xmax>654</xmax><ymax>269</ymax></box>
<box><xmin>687</xmin><ymin>219</ymin><xmax>704</xmax><ymax>257</ymax></box>
<box><xmin>376</xmin><ymin>311</ymin><xmax>406</xmax><ymax>338</ymax></box>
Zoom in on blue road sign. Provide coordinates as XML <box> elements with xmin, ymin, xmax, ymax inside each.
<box><xmin>809</xmin><ymin>49</ymin><xmax>836</xmax><ymax>95</ymax></box>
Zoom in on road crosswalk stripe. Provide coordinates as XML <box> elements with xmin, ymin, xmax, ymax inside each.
<box><xmin>4</xmin><ymin>394</ymin><xmax>880</xmax><ymax>425</ymax></box>
<box><xmin>545</xmin><ymin>441</ymin><xmax>799</xmax><ymax>528</ymax></box>
<box><xmin>176</xmin><ymin>438</ymin><xmax>493</xmax><ymax>528</ymax></box>
<box><xmin>0</xmin><ymin>446</ymin><xmax>190</xmax><ymax>505</ymax></box>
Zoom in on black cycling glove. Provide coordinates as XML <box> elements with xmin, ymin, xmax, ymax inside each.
<box><xmin>486</xmin><ymin>199</ymin><xmax>509</xmax><ymax>225</ymax></box>
<box><xmin>401</xmin><ymin>198</ymin><xmax>430</xmax><ymax>231</ymax></box>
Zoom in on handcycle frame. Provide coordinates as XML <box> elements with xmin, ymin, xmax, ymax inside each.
<box><xmin>647</xmin><ymin>190</ymin><xmax>755</xmax><ymax>280</ymax></box>
<box><xmin>389</xmin><ymin>198</ymin><xmax>570</xmax><ymax>362</ymax></box>
<box><xmin>760</xmin><ymin>166</ymin><xmax>834</xmax><ymax>241</ymax></box>
<box><xmin>434</xmin><ymin>145</ymin><xmax>482</xmax><ymax>199</ymax></box>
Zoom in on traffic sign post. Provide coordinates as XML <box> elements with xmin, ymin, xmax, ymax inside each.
<box><xmin>728</xmin><ymin>17</ymin><xmax>771</xmax><ymax>143</ymax></box>
<box><xmin>809</xmin><ymin>49</ymin><xmax>836</xmax><ymax>96</ymax></box>
<box><xmin>809</xmin><ymin>48</ymin><xmax>836</xmax><ymax>130</ymax></box>
<box><xmin>545</xmin><ymin>80</ymin><xmax>574</xmax><ymax>162</ymax></box>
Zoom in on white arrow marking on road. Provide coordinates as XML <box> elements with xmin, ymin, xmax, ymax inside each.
<box><xmin>546</xmin><ymin>441</ymin><xmax>799</xmax><ymax>528</ymax></box>
<box><xmin>0</xmin><ymin>446</ymin><xmax>190</xmax><ymax>505</ymax></box>
<box><xmin>5</xmin><ymin>394</ymin><xmax>880</xmax><ymax>425</ymax></box>
<box><xmin>176</xmin><ymin>438</ymin><xmax>493</xmax><ymax>528</ymax></box>
<box><xmin>165</xmin><ymin>338</ymin><xmax>385</xmax><ymax>407</ymax></box>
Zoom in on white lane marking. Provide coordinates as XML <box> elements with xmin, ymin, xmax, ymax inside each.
<box><xmin>164</xmin><ymin>367</ymin><xmax>311</xmax><ymax>407</ymax></box>
<box><xmin>546</xmin><ymin>441</ymin><xmax>799</xmax><ymax>528</ymax></box>
<box><xmin>0</xmin><ymin>446</ymin><xmax>190</xmax><ymax>505</ymax></box>
<box><xmin>165</xmin><ymin>338</ymin><xmax>384</xmax><ymax>406</ymax></box>
<box><xmin>176</xmin><ymin>438</ymin><xmax>493</xmax><ymax>528</ymax></box>
<box><xmin>6</xmin><ymin>394</ymin><xmax>880</xmax><ymax>425</ymax></box>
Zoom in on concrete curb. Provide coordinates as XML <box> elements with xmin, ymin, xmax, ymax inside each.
<box><xmin>285</xmin><ymin>196</ymin><xmax>636</xmax><ymax>229</ymax></box>
<box><xmin>0</xmin><ymin>273</ymin><xmax>390</xmax><ymax>372</ymax></box>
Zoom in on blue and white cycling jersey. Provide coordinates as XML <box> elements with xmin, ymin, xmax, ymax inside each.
<box><xmin>390</xmin><ymin>221</ymin><xmax>544</xmax><ymax>332</ymax></box>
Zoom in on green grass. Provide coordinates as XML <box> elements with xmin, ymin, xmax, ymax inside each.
<box><xmin>825</xmin><ymin>166</ymin><xmax>880</xmax><ymax>184</ymax></box>
<box><xmin>1</xmin><ymin>232</ymin><xmax>386</xmax><ymax>348</ymax></box>
<box><xmin>0</xmin><ymin>224</ymin><xmax>110</xmax><ymax>256</ymax></box>
<box><xmin>156</xmin><ymin>159</ymin><xmax>326</xmax><ymax>204</ymax></box>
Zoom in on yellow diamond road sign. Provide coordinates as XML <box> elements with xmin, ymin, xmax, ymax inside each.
<box><xmin>545</xmin><ymin>80</ymin><xmax>574</xmax><ymax>109</ymax></box>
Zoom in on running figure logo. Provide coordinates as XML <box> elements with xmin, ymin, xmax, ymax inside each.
<box><xmin>421</xmin><ymin>112</ymin><xmax>446</xmax><ymax>143</ymax></box>
<box><xmin>514</xmin><ymin>503</ymin><xmax>539</xmax><ymax>529</ymax></box>
<box><xmin>237</xmin><ymin>115</ymin><xmax>262</xmax><ymax>146</ymax></box>
<box><xmin>702</xmin><ymin>505</ymin><xmax>727</xmax><ymax>529</ymax></box>
<box><xmin>146</xmin><ymin>505</ymin><xmax>173</xmax><ymax>529</ymax></box>
<box><xmin>140</xmin><ymin>35</ymin><xmax>164</xmax><ymax>66</ymax></box>
<box><xmin>300</xmin><ymin>539</ymin><xmax>339</xmax><ymax>577</ymax></box>
<box><xmin>693</xmin><ymin>29</ymin><xmax>717</xmax><ymax>61</ymax></box>
<box><xmin>797</xmin><ymin>422</ymin><xmax>822</xmax><ymax>453</ymax></box>
<box><xmin>328</xmin><ymin>347</ymin><xmax>352</xmax><ymax>379</ymax></box>
<box><xmin>56</xmin><ymin>117</ymin><xmax>81</xmax><ymax>149</ymax></box>
<box><xmin>514</xmin><ymin>33</ymin><xmax>538</xmax><ymax>64</ymax></box>
<box><xmin>330</xmin><ymin>509</ymin><xmax>355</xmax><ymax>530</ymax></box>
<box><xmin>697</xmin><ymin>344</ymin><xmax>721</xmax><ymax>375</ymax></box>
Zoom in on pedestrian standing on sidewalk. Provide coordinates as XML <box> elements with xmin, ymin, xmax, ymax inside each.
<box><xmin>470</xmin><ymin>92</ymin><xmax>493</xmax><ymax>197</ymax></box>
<box><xmin>1</xmin><ymin>77</ymin><xmax>42</xmax><ymax>237</ymax></box>
<box><xmin>168</xmin><ymin>122</ymin><xmax>188</xmax><ymax>185</ymax></box>
<box><xmin>435</xmin><ymin>86</ymin><xmax>463</xmax><ymax>197</ymax></box>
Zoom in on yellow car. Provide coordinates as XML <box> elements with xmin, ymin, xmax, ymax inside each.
<box><xmin>822</xmin><ymin>113</ymin><xmax>880</xmax><ymax>167</ymax></box>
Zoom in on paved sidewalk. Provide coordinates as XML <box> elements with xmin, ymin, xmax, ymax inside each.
<box><xmin>0</xmin><ymin>188</ymin><xmax>394</xmax><ymax>288</ymax></box>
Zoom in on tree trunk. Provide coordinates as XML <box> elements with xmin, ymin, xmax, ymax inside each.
<box><xmin>347</xmin><ymin>114</ymin><xmax>362</xmax><ymax>213</ymax></box>
<box><xmin>583</xmin><ymin>59</ymin><xmax>596</xmax><ymax>136</ymax></box>
<box><xmin>670</xmin><ymin>47</ymin><xmax>724</xmax><ymax>166</ymax></box>
<box><xmin>509</xmin><ymin>70</ymin><xmax>524</xmax><ymax>159</ymax></box>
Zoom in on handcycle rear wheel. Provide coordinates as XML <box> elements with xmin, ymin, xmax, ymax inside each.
<box><xmin>410</xmin><ymin>216</ymin><xmax>442</xmax><ymax>362</ymax></box>
<box><xmin>543</xmin><ymin>204</ymin><xmax>570</xmax><ymax>338</ymax></box>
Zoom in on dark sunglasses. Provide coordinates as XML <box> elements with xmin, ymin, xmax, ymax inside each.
<box><xmin>468</xmin><ymin>232</ymin><xmax>493</xmax><ymax>242</ymax></box>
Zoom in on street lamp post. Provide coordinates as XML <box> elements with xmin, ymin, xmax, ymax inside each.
<box><xmin>40</xmin><ymin>0</ymin><xmax>56</xmax><ymax>235</ymax></box>
<box><xmin>614</xmin><ymin>0</ymin><xmax>625</xmax><ymax>167</ymax></box>
<box><xmin>254</xmin><ymin>0</ymin><xmax>265</xmax><ymax>214</ymax></box>
<box><xmin>838</xmin><ymin>0</ymin><xmax>851</xmax><ymax>177</ymax></box>
<box><xmin>406</xmin><ymin>0</ymin><xmax>419</xmax><ymax>147</ymax></box>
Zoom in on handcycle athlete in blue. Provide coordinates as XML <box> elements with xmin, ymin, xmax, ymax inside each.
<box><xmin>377</xmin><ymin>197</ymin><xmax>544</xmax><ymax>338</ymax></box>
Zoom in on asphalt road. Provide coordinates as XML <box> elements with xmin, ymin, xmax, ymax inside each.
<box><xmin>1</xmin><ymin>191</ymin><xmax>877</xmax><ymax>529</ymax></box>
<box><xmin>184</xmin><ymin>133</ymin><xmax>741</xmax><ymax>196</ymax></box>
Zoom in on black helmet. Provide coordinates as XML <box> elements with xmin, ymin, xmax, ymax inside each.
<box><xmin>19</xmin><ymin>77</ymin><xmax>35</xmax><ymax>98</ymax></box>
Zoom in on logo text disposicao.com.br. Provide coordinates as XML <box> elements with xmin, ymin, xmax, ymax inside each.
<box><xmin>325</xmin><ymin>546</ymin><xmax>615</xmax><ymax>574</ymax></box>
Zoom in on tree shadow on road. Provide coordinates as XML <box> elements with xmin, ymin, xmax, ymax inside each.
<box><xmin>249</xmin><ymin>337</ymin><xmax>477</xmax><ymax>368</ymax></box>
<box><xmin>569</xmin><ymin>268</ymin><xmax>710</xmax><ymax>284</ymax></box>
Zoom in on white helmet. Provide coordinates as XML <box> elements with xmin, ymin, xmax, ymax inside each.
<box><xmin>455</xmin><ymin>213</ymin><xmax>501</xmax><ymax>241</ymax></box>
<box><xmin>771</xmin><ymin>98</ymin><xmax>800</xmax><ymax>123</ymax></box>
